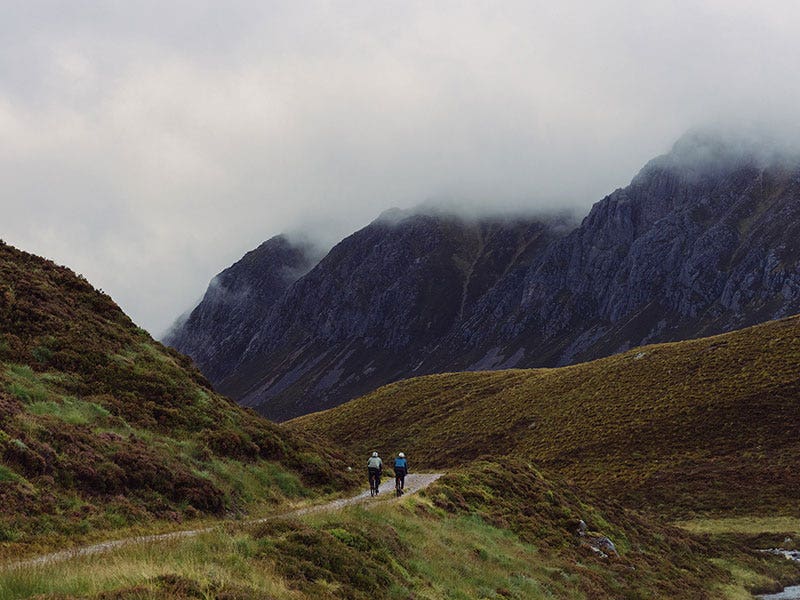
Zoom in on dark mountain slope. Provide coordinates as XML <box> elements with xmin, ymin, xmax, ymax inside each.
<box><xmin>169</xmin><ymin>130</ymin><xmax>800</xmax><ymax>421</ymax></box>
<box><xmin>292</xmin><ymin>313</ymin><xmax>800</xmax><ymax>517</ymax></box>
<box><xmin>0</xmin><ymin>240</ymin><xmax>356</xmax><ymax>547</ymax></box>
<box><xmin>217</xmin><ymin>212</ymin><xmax>564</xmax><ymax>420</ymax></box>
<box><xmin>441</xmin><ymin>132</ymin><xmax>800</xmax><ymax>370</ymax></box>
<box><xmin>164</xmin><ymin>235</ymin><xmax>321</xmax><ymax>383</ymax></box>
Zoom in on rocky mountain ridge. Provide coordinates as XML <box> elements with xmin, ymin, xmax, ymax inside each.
<box><xmin>166</xmin><ymin>131</ymin><xmax>800</xmax><ymax>420</ymax></box>
<box><xmin>435</xmin><ymin>131</ymin><xmax>800</xmax><ymax>372</ymax></box>
<box><xmin>220</xmin><ymin>212</ymin><xmax>566</xmax><ymax>419</ymax></box>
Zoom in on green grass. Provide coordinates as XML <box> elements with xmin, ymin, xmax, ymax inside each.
<box><xmin>676</xmin><ymin>517</ymin><xmax>800</xmax><ymax>536</ymax></box>
<box><xmin>0</xmin><ymin>531</ymin><xmax>294</xmax><ymax>599</ymax></box>
<box><xmin>27</xmin><ymin>397</ymin><xmax>110</xmax><ymax>425</ymax></box>
<box><xmin>0</xmin><ymin>504</ymin><xmax>623</xmax><ymax>599</ymax></box>
<box><xmin>293</xmin><ymin>314</ymin><xmax>800</xmax><ymax>517</ymax></box>
<box><xmin>670</xmin><ymin>516</ymin><xmax>800</xmax><ymax>598</ymax></box>
<box><xmin>3</xmin><ymin>462</ymin><xmax>797</xmax><ymax>599</ymax></box>
<box><xmin>0</xmin><ymin>464</ymin><xmax>18</xmax><ymax>482</ymax></box>
<box><xmin>30</xmin><ymin>345</ymin><xmax>53</xmax><ymax>365</ymax></box>
<box><xmin>710</xmin><ymin>559</ymin><xmax>779</xmax><ymax>600</ymax></box>
<box><xmin>5</xmin><ymin>365</ymin><xmax>50</xmax><ymax>403</ymax></box>
<box><xmin>394</xmin><ymin>512</ymin><xmax>561</xmax><ymax>599</ymax></box>
<box><xmin>203</xmin><ymin>458</ymin><xmax>310</xmax><ymax>507</ymax></box>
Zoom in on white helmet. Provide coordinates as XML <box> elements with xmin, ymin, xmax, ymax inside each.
<box><xmin>398</xmin><ymin>452</ymin><xmax>405</xmax><ymax>458</ymax></box>
<box><xmin>372</xmin><ymin>451</ymin><xmax>379</xmax><ymax>457</ymax></box>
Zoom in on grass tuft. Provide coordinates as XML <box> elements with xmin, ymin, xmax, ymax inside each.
<box><xmin>27</xmin><ymin>397</ymin><xmax>110</xmax><ymax>425</ymax></box>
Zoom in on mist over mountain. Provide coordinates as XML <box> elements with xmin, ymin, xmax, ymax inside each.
<box><xmin>163</xmin><ymin>235</ymin><xmax>324</xmax><ymax>384</ymax></box>
<box><xmin>167</xmin><ymin>210</ymin><xmax>567</xmax><ymax>418</ymax></box>
<box><xmin>430</xmin><ymin>129</ymin><xmax>800</xmax><ymax>372</ymax></box>
<box><xmin>166</xmin><ymin>130</ymin><xmax>800</xmax><ymax>420</ymax></box>
<box><xmin>7</xmin><ymin>1</ymin><xmax>800</xmax><ymax>337</ymax></box>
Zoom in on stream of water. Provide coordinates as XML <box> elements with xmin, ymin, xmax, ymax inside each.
<box><xmin>759</xmin><ymin>587</ymin><xmax>800</xmax><ymax>600</ymax></box>
<box><xmin>758</xmin><ymin>550</ymin><xmax>800</xmax><ymax>599</ymax></box>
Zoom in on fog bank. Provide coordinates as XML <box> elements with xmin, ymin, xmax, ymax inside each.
<box><xmin>1</xmin><ymin>1</ymin><xmax>800</xmax><ymax>334</ymax></box>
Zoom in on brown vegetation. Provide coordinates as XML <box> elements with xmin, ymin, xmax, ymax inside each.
<box><xmin>0</xmin><ymin>241</ymin><xmax>358</xmax><ymax>551</ymax></box>
<box><xmin>293</xmin><ymin>314</ymin><xmax>800</xmax><ymax>517</ymax></box>
<box><xmin>7</xmin><ymin>460</ymin><xmax>798</xmax><ymax>599</ymax></box>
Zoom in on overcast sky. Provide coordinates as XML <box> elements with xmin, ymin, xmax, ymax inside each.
<box><xmin>2</xmin><ymin>1</ymin><xmax>799</xmax><ymax>336</ymax></box>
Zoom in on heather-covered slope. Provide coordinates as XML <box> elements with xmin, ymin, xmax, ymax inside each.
<box><xmin>218</xmin><ymin>212</ymin><xmax>563</xmax><ymax>420</ymax></box>
<box><xmin>164</xmin><ymin>235</ymin><xmax>321</xmax><ymax>384</ymax></box>
<box><xmin>0</xmin><ymin>241</ymin><xmax>356</xmax><ymax>548</ymax></box>
<box><xmin>293</xmin><ymin>314</ymin><xmax>800</xmax><ymax>517</ymax></box>
<box><xmin>8</xmin><ymin>461</ymin><xmax>797</xmax><ymax>599</ymax></box>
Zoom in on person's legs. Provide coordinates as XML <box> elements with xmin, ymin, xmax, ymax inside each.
<box><xmin>368</xmin><ymin>468</ymin><xmax>379</xmax><ymax>494</ymax></box>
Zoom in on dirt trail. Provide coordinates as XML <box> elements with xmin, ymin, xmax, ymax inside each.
<box><xmin>3</xmin><ymin>473</ymin><xmax>443</xmax><ymax>571</ymax></box>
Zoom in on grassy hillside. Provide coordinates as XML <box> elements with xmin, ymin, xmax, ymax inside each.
<box><xmin>5</xmin><ymin>460</ymin><xmax>796</xmax><ymax>599</ymax></box>
<box><xmin>292</xmin><ymin>314</ymin><xmax>800</xmax><ymax>517</ymax></box>
<box><xmin>0</xmin><ymin>241</ymin><xmax>358</xmax><ymax>552</ymax></box>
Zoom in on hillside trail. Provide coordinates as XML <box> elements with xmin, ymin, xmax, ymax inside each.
<box><xmin>3</xmin><ymin>472</ymin><xmax>443</xmax><ymax>571</ymax></box>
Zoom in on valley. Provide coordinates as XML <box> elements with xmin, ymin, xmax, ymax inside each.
<box><xmin>3</xmin><ymin>136</ymin><xmax>800</xmax><ymax>598</ymax></box>
<box><xmin>5</xmin><ymin>462</ymin><xmax>798</xmax><ymax>599</ymax></box>
<box><xmin>4</xmin><ymin>3</ymin><xmax>800</xmax><ymax>597</ymax></box>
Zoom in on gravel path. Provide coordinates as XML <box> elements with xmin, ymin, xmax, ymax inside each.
<box><xmin>285</xmin><ymin>472</ymin><xmax>443</xmax><ymax>517</ymax></box>
<box><xmin>3</xmin><ymin>472</ymin><xmax>443</xmax><ymax>571</ymax></box>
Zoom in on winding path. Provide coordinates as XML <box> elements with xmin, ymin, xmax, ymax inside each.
<box><xmin>2</xmin><ymin>473</ymin><xmax>443</xmax><ymax>571</ymax></box>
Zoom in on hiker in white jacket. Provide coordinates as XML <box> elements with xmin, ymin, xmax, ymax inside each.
<box><xmin>367</xmin><ymin>452</ymin><xmax>383</xmax><ymax>496</ymax></box>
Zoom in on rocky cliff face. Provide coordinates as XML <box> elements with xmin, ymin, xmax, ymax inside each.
<box><xmin>167</xmin><ymin>131</ymin><xmax>800</xmax><ymax>421</ymax></box>
<box><xmin>440</xmin><ymin>131</ymin><xmax>800</xmax><ymax>371</ymax></box>
<box><xmin>216</xmin><ymin>212</ymin><xmax>564</xmax><ymax>419</ymax></box>
<box><xmin>164</xmin><ymin>235</ymin><xmax>321</xmax><ymax>383</ymax></box>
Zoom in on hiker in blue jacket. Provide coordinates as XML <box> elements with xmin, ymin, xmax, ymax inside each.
<box><xmin>393</xmin><ymin>452</ymin><xmax>408</xmax><ymax>496</ymax></box>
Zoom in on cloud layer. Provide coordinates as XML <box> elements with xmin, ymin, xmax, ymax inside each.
<box><xmin>2</xmin><ymin>1</ymin><xmax>799</xmax><ymax>335</ymax></box>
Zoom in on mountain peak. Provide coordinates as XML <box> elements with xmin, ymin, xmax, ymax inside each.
<box><xmin>163</xmin><ymin>233</ymin><xmax>322</xmax><ymax>382</ymax></box>
<box><xmin>641</xmin><ymin>126</ymin><xmax>800</xmax><ymax>182</ymax></box>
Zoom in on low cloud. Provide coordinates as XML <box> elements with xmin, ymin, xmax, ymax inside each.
<box><xmin>1</xmin><ymin>1</ymin><xmax>800</xmax><ymax>335</ymax></box>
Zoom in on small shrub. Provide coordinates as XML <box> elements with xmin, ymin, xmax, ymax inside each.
<box><xmin>7</xmin><ymin>364</ymin><xmax>36</xmax><ymax>379</ymax></box>
<box><xmin>0</xmin><ymin>522</ymin><xmax>20</xmax><ymax>541</ymax></box>
<box><xmin>0</xmin><ymin>464</ymin><xmax>18</xmax><ymax>482</ymax></box>
<box><xmin>152</xmin><ymin>574</ymin><xmax>204</xmax><ymax>598</ymax></box>
<box><xmin>203</xmin><ymin>428</ymin><xmax>259</xmax><ymax>460</ymax></box>
<box><xmin>31</xmin><ymin>345</ymin><xmax>53</xmax><ymax>364</ymax></box>
<box><xmin>254</xmin><ymin>519</ymin><xmax>402</xmax><ymax>598</ymax></box>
